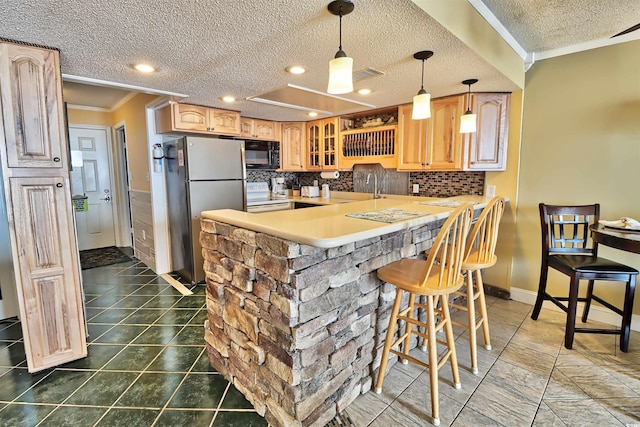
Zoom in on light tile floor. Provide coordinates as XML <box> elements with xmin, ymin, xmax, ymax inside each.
<box><xmin>346</xmin><ymin>295</ymin><xmax>640</xmax><ymax>426</ymax></box>
<box><xmin>1</xmin><ymin>255</ymin><xmax>639</xmax><ymax>426</ymax></box>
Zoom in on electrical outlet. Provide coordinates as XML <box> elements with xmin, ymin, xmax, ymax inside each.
<box><xmin>486</xmin><ymin>184</ymin><xmax>496</xmax><ymax>198</ymax></box>
<box><xmin>412</xmin><ymin>184</ymin><xmax>420</xmax><ymax>194</ymax></box>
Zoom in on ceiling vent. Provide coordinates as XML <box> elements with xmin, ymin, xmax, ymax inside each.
<box><xmin>353</xmin><ymin>67</ymin><xmax>385</xmax><ymax>82</ymax></box>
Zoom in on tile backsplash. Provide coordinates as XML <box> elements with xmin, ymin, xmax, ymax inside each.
<box><xmin>246</xmin><ymin>169</ymin><xmax>484</xmax><ymax>197</ymax></box>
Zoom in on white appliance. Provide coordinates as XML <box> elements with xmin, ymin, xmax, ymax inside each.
<box><xmin>301</xmin><ymin>186</ymin><xmax>320</xmax><ymax>197</ymax></box>
<box><xmin>164</xmin><ymin>136</ymin><xmax>246</xmax><ymax>283</ymax></box>
<box><xmin>246</xmin><ymin>182</ymin><xmax>291</xmax><ymax>213</ymax></box>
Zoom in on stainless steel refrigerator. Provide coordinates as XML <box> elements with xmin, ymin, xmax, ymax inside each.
<box><xmin>164</xmin><ymin>136</ymin><xmax>246</xmax><ymax>283</ymax></box>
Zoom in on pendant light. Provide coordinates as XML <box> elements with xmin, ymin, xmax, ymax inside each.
<box><xmin>412</xmin><ymin>51</ymin><xmax>434</xmax><ymax>120</ymax></box>
<box><xmin>460</xmin><ymin>79</ymin><xmax>478</xmax><ymax>133</ymax></box>
<box><xmin>327</xmin><ymin>0</ymin><xmax>354</xmax><ymax>94</ymax></box>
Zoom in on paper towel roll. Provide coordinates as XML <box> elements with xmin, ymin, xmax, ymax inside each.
<box><xmin>320</xmin><ymin>171</ymin><xmax>340</xmax><ymax>179</ymax></box>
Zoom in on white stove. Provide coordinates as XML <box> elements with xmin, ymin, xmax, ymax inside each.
<box><xmin>246</xmin><ymin>182</ymin><xmax>291</xmax><ymax>213</ymax></box>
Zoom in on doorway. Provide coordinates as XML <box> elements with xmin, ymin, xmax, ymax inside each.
<box><xmin>114</xmin><ymin>124</ymin><xmax>134</xmax><ymax>248</ymax></box>
<box><xmin>69</xmin><ymin>126</ymin><xmax>117</xmax><ymax>250</ymax></box>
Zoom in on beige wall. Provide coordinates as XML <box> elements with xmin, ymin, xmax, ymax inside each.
<box><xmin>67</xmin><ymin>108</ymin><xmax>112</xmax><ymax>127</ymax></box>
<box><xmin>67</xmin><ymin>94</ymin><xmax>159</xmax><ymax>193</ymax></box>
<box><xmin>111</xmin><ymin>93</ymin><xmax>160</xmax><ymax>192</ymax></box>
<box><xmin>512</xmin><ymin>40</ymin><xmax>640</xmax><ymax>313</ymax></box>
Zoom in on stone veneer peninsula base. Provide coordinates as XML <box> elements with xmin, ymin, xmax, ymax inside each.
<box><xmin>200</xmin><ymin>214</ymin><xmax>451</xmax><ymax>427</ymax></box>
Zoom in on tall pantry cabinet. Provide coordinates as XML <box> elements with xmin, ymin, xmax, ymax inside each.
<box><xmin>0</xmin><ymin>41</ymin><xmax>87</xmax><ymax>372</ymax></box>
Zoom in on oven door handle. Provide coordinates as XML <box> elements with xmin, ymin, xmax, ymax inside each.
<box><xmin>246</xmin><ymin>202</ymin><xmax>291</xmax><ymax>213</ymax></box>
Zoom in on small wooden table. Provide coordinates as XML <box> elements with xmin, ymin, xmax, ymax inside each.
<box><xmin>590</xmin><ymin>224</ymin><xmax>640</xmax><ymax>254</ymax></box>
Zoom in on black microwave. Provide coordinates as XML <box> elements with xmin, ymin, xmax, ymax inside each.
<box><xmin>244</xmin><ymin>140</ymin><xmax>280</xmax><ymax>170</ymax></box>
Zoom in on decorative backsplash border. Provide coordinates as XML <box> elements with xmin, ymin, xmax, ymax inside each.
<box><xmin>246</xmin><ymin>170</ymin><xmax>484</xmax><ymax>197</ymax></box>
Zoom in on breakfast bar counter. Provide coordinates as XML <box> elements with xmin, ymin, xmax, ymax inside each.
<box><xmin>202</xmin><ymin>195</ymin><xmax>488</xmax><ymax>248</ymax></box>
<box><xmin>200</xmin><ymin>195</ymin><xmax>490</xmax><ymax>427</ymax></box>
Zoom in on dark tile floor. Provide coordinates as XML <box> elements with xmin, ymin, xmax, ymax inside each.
<box><xmin>0</xmin><ymin>257</ymin><xmax>268</xmax><ymax>427</ymax></box>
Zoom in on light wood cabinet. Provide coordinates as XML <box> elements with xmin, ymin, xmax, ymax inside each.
<box><xmin>464</xmin><ymin>93</ymin><xmax>510</xmax><ymax>171</ymax></box>
<box><xmin>306</xmin><ymin>118</ymin><xmax>339</xmax><ymax>170</ymax></box>
<box><xmin>398</xmin><ymin>96</ymin><xmax>464</xmax><ymax>171</ymax></box>
<box><xmin>0</xmin><ymin>44</ymin><xmax>66</xmax><ymax>169</ymax></box>
<box><xmin>397</xmin><ymin>103</ymin><xmax>429</xmax><ymax>170</ymax></box>
<box><xmin>9</xmin><ymin>177</ymin><xmax>87</xmax><ymax>370</ymax></box>
<box><xmin>240</xmin><ymin>118</ymin><xmax>280</xmax><ymax>141</ymax></box>
<box><xmin>0</xmin><ymin>42</ymin><xmax>87</xmax><ymax>372</ymax></box>
<box><xmin>155</xmin><ymin>103</ymin><xmax>240</xmax><ymax>136</ymax></box>
<box><xmin>429</xmin><ymin>95</ymin><xmax>464</xmax><ymax>170</ymax></box>
<box><xmin>280</xmin><ymin>122</ymin><xmax>305</xmax><ymax>171</ymax></box>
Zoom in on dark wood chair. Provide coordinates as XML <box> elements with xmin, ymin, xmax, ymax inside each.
<box><xmin>531</xmin><ymin>203</ymin><xmax>638</xmax><ymax>352</ymax></box>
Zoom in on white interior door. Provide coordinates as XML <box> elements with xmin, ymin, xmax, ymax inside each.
<box><xmin>69</xmin><ymin>126</ymin><xmax>116</xmax><ymax>250</ymax></box>
<box><xmin>0</xmin><ymin>178</ymin><xmax>19</xmax><ymax>320</ymax></box>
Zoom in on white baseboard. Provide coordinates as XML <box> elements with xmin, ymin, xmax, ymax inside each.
<box><xmin>510</xmin><ymin>287</ymin><xmax>640</xmax><ymax>332</ymax></box>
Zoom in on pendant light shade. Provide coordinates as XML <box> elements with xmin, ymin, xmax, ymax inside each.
<box><xmin>460</xmin><ymin>79</ymin><xmax>478</xmax><ymax>133</ymax></box>
<box><xmin>327</xmin><ymin>1</ymin><xmax>354</xmax><ymax>94</ymax></box>
<box><xmin>412</xmin><ymin>90</ymin><xmax>431</xmax><ymax>120</ymax></box>
<box><xmin>412</xmin><ymin>51</ymin><xmax>433</xmax><ymax>120</ymax></box>
<box><xmin>459</xmin><ymin>112</ymin><xmax>477</xmax><ymax>133</ymax></box>
<box><xmin>328</xmin><ymin>54</ymin><xmax>353</xmax><ymax>94</ymax></box>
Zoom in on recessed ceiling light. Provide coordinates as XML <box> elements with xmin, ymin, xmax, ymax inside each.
<box><xmin>222</xmin><ymin>96</ymin><xmax>236</xmax><ymax>103</ymax></box>
<box><xmin>285</xmin><ymin>65</ymin><xmax>306</xmax><ymax>75</ymax></box>
<box><xmin>133</xmin><ymin>63</ymin><xmax>155</xmax><ymax>73</ymax></box>
<box><xmin>308</xmin><ymin>112</ymin><xmax>318</xmax><ymax>117</ymax></box>
<box><xmin>357</xmin><ymin>88</ymin><xmax>372</xmax><ymax>95</ymax></box>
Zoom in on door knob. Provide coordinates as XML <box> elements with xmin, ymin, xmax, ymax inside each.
<box><xmin>100</xmin><ymin>194</ymin><xmax>112</xmax><ymax>201</ymax></box>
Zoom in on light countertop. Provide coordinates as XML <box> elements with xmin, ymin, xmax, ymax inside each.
<box><xmin>202</xmin><ymin>194</ymin><xmax>495</xmax><ymax>248</ymax></box>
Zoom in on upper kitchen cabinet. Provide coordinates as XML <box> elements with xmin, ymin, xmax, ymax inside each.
<box><xmin>155</xmin><ymin>103</ymin><xmax>240</xmax><ymax>136</ymax></box>
<box><xmin>429</xmin><ymin>95</ymin><xmax>464</xmax><ymax>170</ymax></box>
<box><xmin>306</xmin><ymin>118</ymin><xmax>339</xmax><ymax>170</ymax></box>
<box><xmin>464</xmin><ymin>93</ymin><xmax>510</xmax><ymax>171</ymax></box>
<box><xmin>397</xmin><ymin>96</ymin><xmax>464</xmax><ymax>171</ymax></box>
<box><xmin>240</xmin><ymin>118</ymin><xmax>280</xmax><ymax>141</ymax></box>
<box><xmin>0</xmin><ymin>43</ymin><xmax>66</xmax><ymax>169</ymax></box>
<box><xmin>280</xmin><ymin>122</ymin><xmax>305</xmax><ymax>171</ymax></box>
<box><xmin>397</xmin><ymin>103</ymin><xmax>429</xmax><ymax>170</ymax></box>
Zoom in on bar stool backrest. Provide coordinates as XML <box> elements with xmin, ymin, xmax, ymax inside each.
<box><xmin>465</xmin><ymin>197</ymin><xmax>506</xmax><ymax>265</ymax></box>
<box><xmin>421</xmin><ymin>203</ymin><xmax>474</xmax><ymax>290</ymax></box>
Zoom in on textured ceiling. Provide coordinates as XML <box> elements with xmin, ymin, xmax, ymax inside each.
<box><xmin>0</xmin><ymin>0</ymin><xmax>637</xmax><ymax>120</ymax></box>
<box><xmin>480</xmin><ymin>0</ymin><xmax>640</xmax><ymax>53</ymax></box>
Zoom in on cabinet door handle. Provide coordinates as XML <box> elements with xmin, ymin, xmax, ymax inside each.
<box><xmin>56</xmin><ymin>183</ymin><xmax>63</xmax><ymax>188</ymax></box>
<box><xmin>53</xmin><ymin>157</ymin><xmax>60</xmax><ymax>162</ymax></box>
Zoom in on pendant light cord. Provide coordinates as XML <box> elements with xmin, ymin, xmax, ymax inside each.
<box><xmin>338</xmin><ymin>7</ymin><xmax>343</xmax><ymax>51</ymax></box>
<box><xmin>466</xmin><ymin>82</ymin><xmax>472</xmax><ymax>114</ymax></box>
<box><xmin>420</xmin><ymin>59</ymin><xmax>425</xmax><ymax>91</ymax></box>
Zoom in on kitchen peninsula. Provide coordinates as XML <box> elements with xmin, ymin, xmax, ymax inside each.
<box><xmin>200</xmin><ymin>195</ymin><xmax>490</xmax><ymax>427</ymax></box>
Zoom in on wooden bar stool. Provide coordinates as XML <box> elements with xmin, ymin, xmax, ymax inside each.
<box><xmin>375</xmin><ymin>203</ymin><xmax>474</xmax><ymax>426</ymax></box>
<box><xmin>450</xmin><ymin>197</ymin><xmax>505</xmax><ymax>374</ymax></box>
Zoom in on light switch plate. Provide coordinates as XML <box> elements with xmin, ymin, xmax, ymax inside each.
<box><xmin>486</xmin><ymin>184</ymin><xmax>496</xmax><ymax>198</ymax></box>
<box><xmin>412</xmin><ymin>184</ymin><xmax>419</xmax><ymax>193</ymax></box>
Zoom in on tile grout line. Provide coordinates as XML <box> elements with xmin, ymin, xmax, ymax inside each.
<box><xmin>36</xmin><ymin>264</ymin><xmax>165</xmax><ymax>426</ymax></box>
<box><xmin>152</xmin><ymin>346</ymin><xmax>210</xmax><ymax>426</ymax></box>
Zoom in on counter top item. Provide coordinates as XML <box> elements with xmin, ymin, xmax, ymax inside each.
<box><xmin>202</xmin><ymin>195</ymin><xmax>491</xmax><ymax>248</ymax></box>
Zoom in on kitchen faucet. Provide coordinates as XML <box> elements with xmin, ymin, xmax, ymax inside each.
<box><xmin>366</xmin><ymin>173</ymin><xmax>380</xmax><ymax>199</ymax></box>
